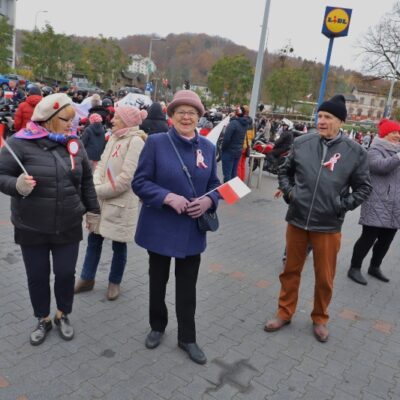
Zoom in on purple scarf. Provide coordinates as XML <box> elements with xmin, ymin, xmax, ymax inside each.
<box><xmin>15</xmin><ymin>121</ymin><xmax>77</xmax><ymax>144</ymax></box>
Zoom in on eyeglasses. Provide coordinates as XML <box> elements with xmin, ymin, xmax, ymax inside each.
<box><xmin>175</xmin><ymin>110</ymin><xmax>198</xmax><ymax>118</ymax></box>
<box><xmin>58</xmin><ymin>116</ymin><xmax>72</xmax><ymax>123</ymax></box>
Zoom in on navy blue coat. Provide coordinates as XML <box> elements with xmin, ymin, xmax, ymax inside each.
<box><xmin>81</xmin><ymin>122</ymin><xmax>106</xmax><ymax>161</ymax></box>
<box><xmin>132</xmin><ymin>128</ymin><xmax>220</xmax><ymax>258</ymax></box>
<box><xmin>221</xmin><ymin>116</ymin><xmax>248</xmax><ymax>157</ymax></box>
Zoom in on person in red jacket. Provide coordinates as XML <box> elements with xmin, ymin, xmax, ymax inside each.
<box><xmin>14</xmin><ymin>86</ymin><xmax>42</xmax><ymax>131</ymax></box>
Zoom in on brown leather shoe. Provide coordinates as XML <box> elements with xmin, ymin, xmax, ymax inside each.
<box><xmin>74</xmin><ymin>279</ymin><xmax>95</xmax><ymax>294</ymax></box>
<box><xmin>313</xmin><ymin>324</ymin><xmax>329</xmax><ymax>342</ymax></box>
<box><xmin>107</xmin><ymin>282</ymin><xmax>120</xmax><ymax>301</ymax></box>
<box><xmin>264</xmin><ymin>317</ymin><xmax>291</xmax><ymax>332</ymax></box>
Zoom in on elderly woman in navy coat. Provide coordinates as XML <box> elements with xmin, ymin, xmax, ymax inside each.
<box><xmin>132</xmin><ymin>90</ymin><xmax>220</xmax><ymax>364</ymax></box>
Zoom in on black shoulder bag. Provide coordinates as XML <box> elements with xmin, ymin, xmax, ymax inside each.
<box><xmin>167</xmin><ymin>134</ymin><xmax>219</xmax><ymax>233</ymax></box>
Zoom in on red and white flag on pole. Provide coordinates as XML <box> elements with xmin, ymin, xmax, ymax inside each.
<box><xmin>217</xmin><ymin>177</ymin><xmax>251</xmax><ymax>205</ymax></box>
<box><xmin>106</xmin><ymin>162</ymin><xmax>117</xmax><ymax>191</ymax></box>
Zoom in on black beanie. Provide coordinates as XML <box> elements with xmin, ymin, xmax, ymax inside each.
<box><xmin>318</xmin><ymin>94</ymin><xmax>347</xmax><ymax>122</ymax></box>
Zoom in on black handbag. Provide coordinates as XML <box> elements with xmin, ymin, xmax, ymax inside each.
<box><xmin>197</xmin><ymin>209</ymin><xmax>219</xmax><ymax>232</ymax></box>
<box><xmin>167</xmin><ymin>134</ymin><xmax>219</xmax><ymax>233</ymax></box>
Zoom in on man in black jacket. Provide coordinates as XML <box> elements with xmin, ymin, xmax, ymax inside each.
<box><xmin>264</xmin><ymin>95</ymin><xmax>372</xmax><ymax>342</ymax></box>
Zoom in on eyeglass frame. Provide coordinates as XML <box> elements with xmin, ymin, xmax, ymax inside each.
<box><xmin>174</xmin><ymin>110</ymin><xmax>199</xmax><ymax>118</ymax></box>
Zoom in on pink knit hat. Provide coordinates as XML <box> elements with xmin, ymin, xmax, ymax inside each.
<box><xmin>89</xmin><ymin>113</ymin><xmax>102</xmax><ymax>124</ymax></box>
<box><xmin>166</xmin><ymin>90</ymin><xmax>205</xmax><ymax>117</ymax></box>
<box><xmin>115</xmin><ymin>106</ymin><xmax>148</xmax><ymax>127</ymax></box>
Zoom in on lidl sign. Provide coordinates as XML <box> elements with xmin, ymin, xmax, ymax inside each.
<box><xmin>322</xmin><ymin>7</ymin><xmax>352</xmax><ymax>38</ymax></box>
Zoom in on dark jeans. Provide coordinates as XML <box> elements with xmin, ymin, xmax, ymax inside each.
<box><xmin>20</xmin><ymin>242</ymin><xmax>79</xmax><ymax>318</ymax></box>
<box><xmin>221</xmin><ymin>152</ymin><xmax>240</xmax><ymax>182</ymax></box>
<box><xmin>350</xmin><ymin>225</ymin><xmax>397</xmax><ymax>270</ymax></box>
<box><xmin>80</xmin><ymin>232</ymin><xmax>127</xmax><ymax>284</ymax></box>
<box><xmin>148</xmin><ymin>251</ymin><xmax>201</xmax><ymax>343</ymax></box>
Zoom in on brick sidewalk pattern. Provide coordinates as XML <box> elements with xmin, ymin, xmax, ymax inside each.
<box><xmin>0</xmin><ymin>172</ymin><xmax>399</xmax><ymax>399</ymax></box>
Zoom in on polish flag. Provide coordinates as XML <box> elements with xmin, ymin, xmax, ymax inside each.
<box><xmin>106</xmin><ymin>162</ymin><xmax>117</xmax><ymax>191</ymax></box>
<box><xmin>217</xmin><ymin>177</ymin><xmax>251</xmax><ymax>205</ymax></box>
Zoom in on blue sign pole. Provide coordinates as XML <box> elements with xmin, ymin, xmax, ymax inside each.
<box><xmin>315</xmin><ymin>37</ymin><xmax>334</xmax><ymax>123</ymax></box>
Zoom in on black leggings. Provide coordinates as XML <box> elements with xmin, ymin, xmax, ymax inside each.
<box><xmin>148</xmin><ymin>251</ymin><xmax>200</xmax><ymax>343</ymax></box>
<box><xmin>21</xmin><ymin>242</ymin><xmax>79</xmax><ymax>318</ymax></box>
<box><xmin>350</xmin><ymin>225</ymin><xmax>397</xmax><ymax>270</ymax></box>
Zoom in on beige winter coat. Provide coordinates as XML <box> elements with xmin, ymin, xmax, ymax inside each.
<box><xmin>93</xmin><ymin>127</ymin><xmax>146</xmax><ymax>242</ymax></box>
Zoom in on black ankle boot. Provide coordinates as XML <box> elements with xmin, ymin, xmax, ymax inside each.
<box><xmin>30</xmin><ymin>318</ymin><xmax>52</xmax><ymax>346</ymax></box>
<box><xmin>368</xmin><ymin>266</ymin><xmax>390</xmax><ymax>282</ymax></box>
<box><xmin>54</xmin><ymin>314</ymin><xmax>74</xmax><ymax>341</ymax></box>
<box><xmin>347</xmin><ymin>267</ymin><xmax>367</xmax><ymax>285</ymax></box>
<box><xmin>178</xmin><ymin>341</ymin><xmax>207</xmax><ymax>365</ymax></box>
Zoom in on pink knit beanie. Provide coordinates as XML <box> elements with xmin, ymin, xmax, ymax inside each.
<box><xmin>89</xmin><ymin>113</ymin><xmax>102</xmax><ymax>124</ymax></box>
<box><xmin>166</xmin><ymin>90</ymin><xmax>205</xmax><ymax>117</ymax></box>
<box><xmin>115</xmin><ymin>106</ymin><xmax>148</xmax><ymax>127</ymax></box>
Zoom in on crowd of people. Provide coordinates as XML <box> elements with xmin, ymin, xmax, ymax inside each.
<box><xmin>0</xmin><ymin>84</ymin><xmax>399</xmax><ymax>366</ymax></box>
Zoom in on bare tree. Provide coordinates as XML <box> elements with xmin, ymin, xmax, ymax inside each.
<box><xmin>358</xmin><ymin>1</ymin><xmax>400</xmax><ymax>79</ymax></box>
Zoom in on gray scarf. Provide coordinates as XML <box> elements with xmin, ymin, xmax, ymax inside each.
<box><xmin>371</xmin><ymin>137</ymin><xmax>400</xmax><ymax>153</ymax></box>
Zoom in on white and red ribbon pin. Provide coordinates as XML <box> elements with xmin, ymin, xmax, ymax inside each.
<box><xmin>323</xmin><ymin>153</ymin><xmax>341</xmax><ymax>171</ymax></box>
<box><xmin>112</xmin><ymin>144</ymin><xmax>121</xmax><ymax>158</ymax></box>
<box><xmin>196</xmin><ymin>149</ymin><xmax>208</xmax><ymax>169</ymax></box>
<box><xmin>67</xmin><ymin>139</ymin><xmax>80</xmax><ymax>170</ymax></box>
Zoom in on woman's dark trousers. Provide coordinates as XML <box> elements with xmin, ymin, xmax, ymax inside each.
<box><xmin>148</xmin><ymin>251</ymin><xmax>201</xmax><ymax>343</ymax></box>
<box><xmin>21</xmin><ymin>242</ymin><xmax>79</xmax><ymax>318</ymax></box>
<box><xmin>350</xmin><ymin>225</ymin><xmax>397</xmax><ymax>270</ymax></box>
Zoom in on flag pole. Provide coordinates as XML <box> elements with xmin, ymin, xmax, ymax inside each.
<box><xmin>2</xmin><ymin>140</ymin><xmax>29</xmax><ymax>175</ymax></box>
<box><xmin>198</xmin><ymin>186</ymin><xmax>221</xmax><ymax>200</ymax></box>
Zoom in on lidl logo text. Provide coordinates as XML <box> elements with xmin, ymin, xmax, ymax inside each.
<box><xmin>325</xmin><ymin>8</ymin><xmax>350</xmax><ymax>34</ymax></box>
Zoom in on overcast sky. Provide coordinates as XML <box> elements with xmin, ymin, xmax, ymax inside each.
<box><xmin>15</xmin><ymin>0</ymin><xmax>397</xmax><ymax>72</ymax></box>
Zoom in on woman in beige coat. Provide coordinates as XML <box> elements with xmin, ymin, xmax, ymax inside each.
<box><xmin>75</xmin><ymin>106</ymin><xmax>147</xmax><ymax>300</ymax></box>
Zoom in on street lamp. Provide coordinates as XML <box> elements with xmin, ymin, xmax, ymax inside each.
<box><xmin>145</xmin><ymin>37</ymin><xmax>166</xmax><ymax>92</ymax></box>
<box><xmin>249</xmin><ymin>0</ymin><xmax>272</xmax><ymax>120</ymax></box>
<box><xmin>383</xmin><ymin>53</ymin><xmax>400</xmax><ymax>118</ymax></box>
<box><xmin>34</xmin><ymin>10</ymin><xmax>48</xmax><ymax>30</ymax></box>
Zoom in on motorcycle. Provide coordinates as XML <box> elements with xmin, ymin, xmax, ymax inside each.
<box><xmin>0</xmin><ymin>103</ymin><xmax>16</xmax><ymax>141</ymax></box>
<box><xmin>250</xmin><ymin>131</ymin><xmax>288</xmax><ymax>174</ymax></box>
<box><xmin>250</xmin><ymin>120</ymin><xmax>306</xmax><ymax>174</ymax></box>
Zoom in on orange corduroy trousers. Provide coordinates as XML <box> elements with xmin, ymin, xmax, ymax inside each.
<box><xmin>277</xmin><ymin>223</ymin><xmax>341</xmax><ymax>325</ymax></box>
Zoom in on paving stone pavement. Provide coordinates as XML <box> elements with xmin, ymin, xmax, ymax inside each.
<box><xmin>0</xmin><ymin>171</ymin><xmax>399</xmax><ymax>400</ymax></box>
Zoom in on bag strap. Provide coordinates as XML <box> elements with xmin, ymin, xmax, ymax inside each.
<box><xmin>166</xmin><ymin>133</ymin><xmax>197</xmax><ymax>197</ymax></box>
<box><xmin>50</xmin><ymin>148</ymin><xmax>80</xmax><ymax>195</ymax></box>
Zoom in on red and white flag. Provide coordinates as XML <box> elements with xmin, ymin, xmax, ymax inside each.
<box><xmin>217</xmin><ymin>177</ymin><xmax>251</xmax><ymax>205</ymax></box>
<box><xmin>106</xmin><ymin>162</ymin><xmax>117</xmax><ymax>191</ymax></box>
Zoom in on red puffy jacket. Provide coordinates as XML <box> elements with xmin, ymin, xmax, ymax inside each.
<box><xmin>14</xmin><ymin>95</ymin><xmax>42</xmax><ymax>131</ymax></box>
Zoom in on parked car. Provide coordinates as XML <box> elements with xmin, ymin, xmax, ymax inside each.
<box><xmin>0</xmin><ymin>75</ymin><xmax>9</xmax><ymax>90</ymax></box>
<box><xmin>118</xmin><ymin>86</ymin><xmax>143</xmax><ymax>97</ymax></box>
<box><xmin>72</xmin><ymin>81</ymin><xmax>102</xmax><ymax>94</ymax></box>
<box><xmin>0</xmin><ymin>74</ymin><xmax>30</xmax><ymax>90</ymax></box>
